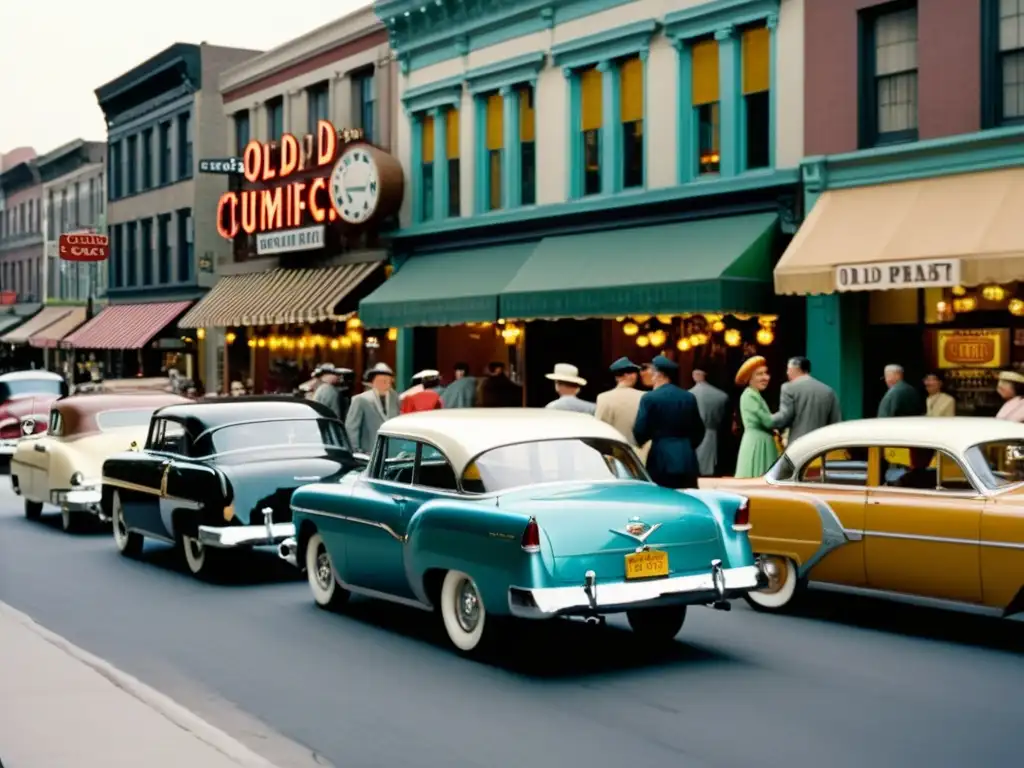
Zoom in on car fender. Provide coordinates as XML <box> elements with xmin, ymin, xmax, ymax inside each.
<box><xmin>405</xmin><ymin>498</ymin><xmax>530</xmax><ymax>614</ymax></box>
<box><xmin>679</xmin><ymin>489</ymin><xmax>755</xmax><ymax>569</ymax></box>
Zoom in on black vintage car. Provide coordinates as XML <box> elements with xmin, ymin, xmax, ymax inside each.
<box><xmin>101</xmin><ymin>397</ymin><xmax>362</xmax><ymax>578</ymax></box>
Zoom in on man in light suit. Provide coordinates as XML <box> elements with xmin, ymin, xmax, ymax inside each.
<box><xmin>771</xmin><ymin>356</ymin><xmax>841</xmax><ymax>445</ymax></box>
<box><xmin>689</xmin><ymin>369</ymin><xmax>729</xmax><ymax>476</ymax></box>
<box><xmin>595</xmin><ymin>357</ymin><xmax>648</xmax><ymax>460</ymax></box>
<box><xmin>345</xmin><ymin>363</ymin><xmax>400</xmax><ymax>454</ymax></box>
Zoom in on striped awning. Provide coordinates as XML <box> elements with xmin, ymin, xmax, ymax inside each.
<box><xmin>29</xmin><ymin>306</ymin><xmax>88</xmax><ymax>348</ymax></box>
<box><xmin>61</xmin><ymin>301</ymin><xmax>193</xmax><ymax>350</ymax></box>
<box><xmin>177</xmin><ymin>263</ymin><xmax>381</xmax><ymax>329</ymax></box>
<box><xmin>1</xmin><ymin>306</ymin><xmax>74</xmax><ymax>345</ymax></box>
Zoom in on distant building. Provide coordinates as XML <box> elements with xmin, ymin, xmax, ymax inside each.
<box><xmin>0</xmin><ymin>148</ymin><xmax>43</xmax><ymax>302</ymax></box>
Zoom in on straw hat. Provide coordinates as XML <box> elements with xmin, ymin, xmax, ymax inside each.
<box><xmin>412</xmin><ymin>369</ymin><xmax>440</xmax><ymax>381</ymax></box>
<box><xmin>545</xmin><ymin>363</ymin><xmax>587</xmax><ymax>387</ymax></box>
<box><xmin>998</xmin><ymin>370</ymin><xmax>1024</xmax><ymax>385</ymax></box>
<box><xmin>735</xmin><ymin>355</ymin><xmax>768</xmax><ymax>387</ymax></box>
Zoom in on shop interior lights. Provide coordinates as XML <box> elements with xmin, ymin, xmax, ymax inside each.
<box><xmin>196</xmin><ymin>328</ymin><xmax>206</xmax><ymax>340</ymax></box>
<box><xmin>225</xmin><ymin>331</ymin><xmax>237</xmax><ymax>345</ymax></box>
<box><xmin>635</xmin><ymin>335</ymin><xmax>650</xmax><ymax>347</ymax></box>
<box><xmin>982</xmin><ymin>284</ymin><xmax>1007</xmax><ymax>302</ymax></box>
<box><xmin>1010</xmin><ymin>299</ymin><xmax>1024</xmax><ymax>317</ymax></box>
<box><xmin>617</xmin><ymin>312</ymin><xmax>779</xmax><ymax>349</ymax></box>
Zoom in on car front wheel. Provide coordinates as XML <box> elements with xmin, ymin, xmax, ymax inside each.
<box><xmin>745</xmin><ymin>555</ymin><xmax>801</xmax><ymax>612</ymax></box>
<box><xmin>440</xmin><ymin>570</ymin><xmax>493</xmax><ymax>654</ymax></box>
<box><xmin>111</xmin><ymin>492</ymin><xmax>143</xmax><ymax>557</ymax></box>
<box><xmin>626</xmin><ymin>605</ymin><xmax>687</xmax><ymax>644</ymax></box>
<box><xmin>181</xmin><ymin>535</ymin><xmax>220</xmax><ymax>580</ymax></box>
<box><xmin>305</xmin><ymin>532</ymin><xmax>349</xmax><ymax>610</ymax></box>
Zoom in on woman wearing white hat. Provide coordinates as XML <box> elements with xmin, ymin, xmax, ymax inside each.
<box><xmin>544</xmin><ymin>363</ymin><xmax>596</xmax><ymax>414</ymax></box>
<box><xmin>995</xmin><ymin>370</ymin><xmax>1024</xmax><ymax>422</ymax></box>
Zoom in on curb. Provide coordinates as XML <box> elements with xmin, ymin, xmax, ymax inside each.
<box><xmin>0</xmin><ymin>601</ymin><xmax>280</xmax><ymax>768</ymax></box>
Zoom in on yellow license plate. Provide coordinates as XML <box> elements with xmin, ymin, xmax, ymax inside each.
<box><xmin>625</xmin><ymin>550</ymin><xmax>669</xmax><ymax>579</ymax></box>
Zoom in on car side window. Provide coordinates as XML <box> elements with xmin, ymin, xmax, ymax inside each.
<box><xmin>416</xmin><ymin>443</ymin><xmax>459</xmax><ymax>492</ymax></box>
<box><xmin>881</xmin><ymin>446</ymin><xmax>975</xmax><ymax>492</ymax></box>
<box><xmin>799</xmin><ymin>446</ymin><xmax>869</xmax><ymax>487</ymax></box>
<box><xmin>149</xmin><ymin>419</ymin><xmax>188</xmax><ymax>456</ymax></box>
<box><xmin>48</xmin><ymin>410</ymin><xmax>63</xmax><ymax>437</ymax></box>
<box><xmin>374</xmin><ymin>437</ymin><xmax>418</xmax><ymax>485</ymax></box>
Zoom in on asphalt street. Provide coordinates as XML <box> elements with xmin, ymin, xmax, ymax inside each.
<box><xmin>0</xmin><ymin>478</ymin><xmax>1020</xmax><ymax>768</ymax></box>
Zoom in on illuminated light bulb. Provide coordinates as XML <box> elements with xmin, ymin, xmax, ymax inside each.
<box><xmin>982</xmin><ymin>284</ymin><xmax>1007</xmax><ymax>302</ymax></box>
<box><xmin>1009</xmin><ymin>298</ymin><xmax>1024</xmax><ymax>316</ymax></box>
<box><xmin>704</xmin><ymin>313</ymin><xmax>722</xmax><ymax>323</ymax></box>
<box><xmin>758</xmin><ymin>314</ymin><xmax>778</xmax><ymax>327</ymax></box>
<box><xmin>329</xmin><ymin>339</ymin><xmax>340</xmax><ymax>350</ymax></box>
<box><xmin>346</xmin><ymin>317</ymin><xmax>362</xmax><ymax>330</ymax></box>
<box><xmin>340</xmin><ymin>337</ymin><xmax>353</xmax><ymax>349</ymax></box>
<box><xmin>724</xmin><ymin>328</ymin><xmax>742</xmax><ymax>347</ymax></box>
<box><xmin>953</xmin><ymin>296</ymin><xmax>977</xmax><ymax>313</ymax></box>
<box><xmin>711</xmin><ymin>320</ymin><xmax>725</xmax><ymax>332</ymax></box>
<box><xmin>196</xmin><ymin>328</ymin><xmax>206</xmax><ymax>340</ymax></box>
<box><xmin>615</xmin><ymin>316</ymin><xmax>626</xmax><ymax>322</ymax></box>
<box><xmin>225</xmin><ymin>331</ymin><xmax>237</xmax><ymax>345</ymax></box>
<box><xmin>387</xmin><ymin>328</ymin><xmax>398</xmax><ymax>342</ymax></box>
<box><xmin>688</xmin><ymin>334</ymin><xmax>701</xmax><ymax>346</ymax></box>
<box><xmin>756</xmin><ymin>327</ymin><xmax>774</xmax><ymax>345</ymax></box>
<box><xmin>648</xmin><ymin>329</ymin><xmax>667</xmax><ymax>347</ymax></box>
<box><xmin>257</xmin><ymin>338</ymin><xmax>266</xmax><ymax>348</ymax></box>
<box><xmin>622</xmin><ymin>322</ymin><xmax>639</xmax><ymax>337</ymax></box>
<box><xmin>656</xmin><ymin>315</ymin><xmax>673</xmax><ymax>325</ymax></box>
<box><xmin>247</xmin><ymin>339</ymin><xmax>256</xmax><ymax>348</ymax></box>
<box><xmin>676</xmin><ymin>338</ymin><xmax>691</xmax><ymax>352</ymax></box>
<box><xmin>951</xmin><ymin>285</ymin><xmax>967</xmax><ymax>296</ymax></box>
<box><xmin>635</xmin><ymin>336</ymin><xmax>650</xmax><ymax>348</ymax></box>
<box><xmin>632</xmin><ymin>315</ymin><xmax>651</xmax><ymax>323</ymax></box>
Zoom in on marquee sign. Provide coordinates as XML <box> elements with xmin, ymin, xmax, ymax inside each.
<box><xmin>59</xmin><ymin>233</ymin><xmax>109</xmax><ymax>262</ymax></box>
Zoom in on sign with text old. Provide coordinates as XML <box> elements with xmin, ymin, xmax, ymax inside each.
<box><xmin>937</xmin><ymin>328</ymin><xmax>1009</xmax><ymax>369</ymax></box>
<box><xmin>834</xmin><ymin>259</ymin><xmax>961</xmax><ymax>292</ymax></box>
<box><xmin>59</xmin><ymin>233</ymin><xmax>109</xmax><ymax>262</ymax></box>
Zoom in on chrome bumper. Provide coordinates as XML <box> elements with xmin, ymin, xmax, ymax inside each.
<box><xmin>0</xmin><ymin>439</ymin><xmax>19</xmax><ymax>455</ymax></box>
<box><xmin>278</xmin><ymin>537</ymin><xmax>298</xmax><ymax>568</ymax></box>
<box><xmin>508</xmin><ymin>564</ymin><xmax>761</xmax><ymax>619</ymax></box>
<box><xmin>64</xmin><ymin>488</ymin><xmax>103</xmax><ymax>515</ymax></box>
<box><xmin>197</xmin><ymin>522</ymin><xmax>295</xmax><ymax>549</ymax></box>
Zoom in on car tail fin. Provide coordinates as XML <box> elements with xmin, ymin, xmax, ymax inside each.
<box><xmin>521</xmin><ymin>516</ymin><xmax>541</xmax><ymax>552</ymax></box>
<box><xmin>733</xmin><ymin>497</ymin><xmax>752</xmax><ymax>531</ymax></box>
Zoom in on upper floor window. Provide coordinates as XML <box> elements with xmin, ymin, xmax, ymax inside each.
<box><xmin>86</xmin><ymin>178</ymin><xmax>94</xmax><ymax>224</ymax></box>
<box><xmin>266</xmin><ymin>98</ymin><xmax>284</xmax><ymax>140</ymax></box>
<box><xmin>177</xmin><ymin>208</ymin><xmax>193</xmax><ymax>283</ymax></box>
<box><xmin>73</xmin><ymin>182</ymin><xmax>81</xmax><ymax>227</ymax></box>
<box><xmin>157</xmin><ymin>214</ymin><xmax>171</xmax><ymax>284</ymax></box>
<box><xmin>158</xmin><ymin>122</ymin><xmax>172</xmax><ymax>185</ymax></box>
<box><xmin>59</xmin><ymin>190</ymin><xmax>68</xmax><ymax>232</ymax></box>
<box><xmin>97</xmin><ymin>172</ymin><xmax>105</xmax><ymax>215</ymax></box>
<box><xmin>419</xmin><ymin>113</ymin><xmax>435</xmax><ymax>221</ymax></box>
<box><xmin>234</xmin><ymin>111</ymin><xmax>250</xmax><ymax>155</ymax></box>
<box><xmin>580</xmin><ymin>66</ymin><xmax>602</xmax><ymax>195</ymax></box>
<box><xmin>110</xmin><ymin>224</ymin><xmax>123</xmax><ymax>288</ymax></box>
<box><xmin>485</xmin><ymin>92</ymin><xmax>504</xmax><ymax>210</ymax></box>
<box><xmin>177</xmin><ymin>113</ymin><xmax>192</xmax><ymax>179</ymax></box>
<box><xmin>620</xmin><ymin>56</ymin><xmax>644</xmax><ymax>189</ymax></box>
<box><xmin>307</xmin><ymin>82</ymin><xmax>329</xmax><ymax>134</ymax></box>
<box><xmin>126</xmin><ymin>136</ymin><xmax>138</xmax><ymax>195</ymax></box>
<box><xmin>520</xmin><ymin>88</ymin><xmax>536</xmax><ymax>206</ymax></box>
<box><xmin>46</xmin><ymin>191</ymin><xmax>55</xmax><ymax>240</ymax></box>
<box><xmin>997</xmin><ymin>0</ymin><xmax>1024</xmax><ymax>123</ymax></box>
<box><xmin>125</xmin><ymin>221</ymin><xmax>138</xmax><ymax>287</ymax></box>
<box><xmin>353</xmin><ymin>69</ymin><xmax>376</xmax><ymax>143</ymax></box>
<box><xmin>742</xmin><ymin>25</ymin><xmax>771</xmax><ymax>170</ymax></box>
<box><xmin>27</xmin><ymin>200</ymin><xmax>35</xmax><ymax>233</ymax></box>
<box><xmin>141</xmin><ymin>128</ymin><xmax>153</xmax><ymax>189</ymax></box>
<box><xmin>861</xmin><ymin>4</ymin><xmax>918</xmax><ymax>146</ymax></box>
<box><xmin>445</xmin><ymin>108</ymin><xmax>461</xmax><ymax>218</ymax></box>
<box><xmin>692</xmin><ymin>38</ymin><xmax>720</xmax><ymax>175</ymax></box>
<box><xmin>140</xmin><ymin>217</ymin><xmax>154</xmax><ymax>286</ymax></box>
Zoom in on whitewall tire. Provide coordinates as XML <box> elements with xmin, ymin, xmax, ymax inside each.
<box><xmin>181</xmin><ymin>535</ymin><xmax>211</xmax><ymax>577</ymax></box>
<box><xmin>745</xmin><ymin>555</ymin><xmax>800</xmax><ymax>612</ymax></box>
<box><xmin>305</xmin><ymin>532</ymin><xmax>349</xmax><ymax>610</ymax></box>
<box><xmin>440</xmin><ymin>570</ymin><xmax>490</xmax><ymax>653</ymax></box>
<box><xmin>111</xmin><ymin>492</ymin><xmax>143</xmax><ymax>557</ymax></box>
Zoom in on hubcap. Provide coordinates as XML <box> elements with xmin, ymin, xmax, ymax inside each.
<box><xmin>455</xmin><ymin>578</ymin><xmax>481</xmax><ymax>633</ymax></box>
<box><xmin>759</xmin><ymin>556</ymin><xmax>787</xmax><ymax>594</ymax></box>
<box><xmin>115</xmin><ymin>508</ymin><xmax>127</xmax><ymax>542</ymax></box>
<box><xmin>315</xmin><ymin>546</ymin><xmax>333</xmax><ymax>590</ymax></box>
<box><xmin>186</xmin><ymin>537</ymin><xmax>204</xmax><ymax>561</ymax></box>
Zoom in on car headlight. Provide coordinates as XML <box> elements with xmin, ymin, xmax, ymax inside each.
<box><xmin>21</xmin><ymin>419</ymin><xmax>34</xmax><ymax>436</ymax></box>
<box><xmin>70</xmin><ymin>472</ymin><xmax>84</xmax><ymax>487</ymax></box>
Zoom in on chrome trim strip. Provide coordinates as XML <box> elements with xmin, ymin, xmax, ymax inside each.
<box><xmin>779</xmin><ymin>493</ymin><xmax>851</xmax><ymax>577</ymax></box>
<box><xmin>847</xmin><ymin>528</ymin><xmax>1024</xmax><ymax>550</ymax></box>
<box><xmin>291</xmin><ymin>504</ymin><xmax>406</xmax><ymax>543</ymax></box>
<box><xmin>340</xmin><ymin>582</ymin><xmax>433</xmax><ymax>611</ymax></box>
<box><xmin>197</xmin><ymin>522</ymin><xmax>295</xmax><ymax>549</ymax></box>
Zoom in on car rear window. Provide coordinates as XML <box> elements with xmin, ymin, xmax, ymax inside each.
<box><xmin>462</xmin><ymin>438</ymin><xmax>646</xmax><ymax>494</ymax></box>
<box><xmin>0</xmin><ymin>379</ymin><xmax>65</xmax><ymax>399</ymax></box>
<box><xmin>96</xmin><ymin>409</ymin><xmax>158</xmax><ymax>431</ymax></box>
<box><xmin>207</xmin><ymin>418</ymin><xmax>348</xmax><ymax>457</ymax></box>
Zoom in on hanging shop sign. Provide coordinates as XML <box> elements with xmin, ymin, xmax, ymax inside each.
<box><xmin>215</xmin><ymin>120</ymin><xmax>403</xmax><ymax>243</ymax></box>
<box><xmin>256</xmin><ymin>224</ymin><xmax>326</xmax><ymax>255</ymax></box>
<box><xmin>834</xmin><ymin>258</ymin><xmax>961</xmax><ymax>292</ymax></box>
<box><xmin>58</xmin><ymin>233</ymin><xmax>109</xmax><ymax>262</ymax></box>
<box><xmin>198</xmin><ymin>157</ymin><xmax>244</xmax><ymax>174</ymax></box>
<box><xmin>936</xmin><ymin>328</ymin><xmax>1009</xmax><ymax>369</ymax></box>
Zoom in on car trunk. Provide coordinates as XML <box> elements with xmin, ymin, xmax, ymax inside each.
<box><xmin>498</xmin><ymin>481</ymin><xmax>725</xmax><ymax>585</ymax></box>
<box><xmin>219</xmin><ymin>455</ymin><xmax>349</xmax><ymax>525</ymax></box>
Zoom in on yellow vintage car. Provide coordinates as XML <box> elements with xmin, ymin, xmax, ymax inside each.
<box><xmin>702</xmin><ymin>417</ymin><xmax>1024</xmax><ymax>618</ymax></box>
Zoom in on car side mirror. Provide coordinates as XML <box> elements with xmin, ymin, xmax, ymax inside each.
<box><xmin>353</xmin><ymin>452</ymin><xmax>370</xmax><ymax>467</ymax></box>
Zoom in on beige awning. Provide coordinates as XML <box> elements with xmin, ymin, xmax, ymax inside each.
<box><xmin>774</xmin><ymin>167</ymin><xmax>1024</xmax><ymax>295</ymax></box>
<box><xmin>0</xmin><ymin>306</ymin><xmax>74</xmax><ymax>345</ymax></box>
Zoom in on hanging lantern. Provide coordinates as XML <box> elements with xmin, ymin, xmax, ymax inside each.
<box><xmin>387</xmin><ymin>328</ymin><xmax>398</xmax><ymax>342</ymax></box>
<box><xmin>329</xmin><ymin>339</ymin><xmax>341</xmax><ymax>350</ymax></box>
<box><xmin>676</xmin><ymin>338</ymin><xmax>691</xmax><ymax>352</ymax></box>
<box><xmin>952</xmin><ymin>296</ymin><xmax>977</xmax><ymax>313</ymax></box>
<box><xmin>756</xmin><ymin>327</ymin><xmax>774</xmax><ymax>345</ymax></box>
<box><xmin>225</xmin><ymin>331</ymin><xmax>237</xmax><ymax>345</ymax></box>
<box><xmin>632</xmin><ymin>314</ymin><xmax>651</xmax><ymax>323</ymax></box>
<box><xmin>340</xmin><ymin>337</ymin><xmax>353</xmax><ymax>349</ymax></box>
<box><xmin>636</xmin><ymin>336</ymin><xmax>650</xmax><ymax>347</ymax></box>
<box><xmin>982</xmin><ymin>284</ymin><xmax>1007</xmax><ymax>302</ymax></box>
<box><xmin>951</xmin><ymin>285</ymin><xmax>967</xmax><ymax>296</ymax></box>
<box><xmin>655</xmin><ymin>315</ymin><xmax>673</xmax><ymax>325</ymax></box>
<box><xmin>257</xmin><ymin>338</ymin><xmax>267</xmax><ymax>348</ymax></box>
<box><xmin>711</xmin><ymin>320</ymin><xmax>725</xmax><ymax>332</ymax></box>
<box><xmin>622</xmin><ymin>322</ymin><xmax>639</xmax><ymax>336</ymax></box>
<box><xmin>346</xmin><ymin>317</ymin><xmax>362</xmax><ymax>330</ymax></box>
<box><xmin>247</xmin><ymin>339</ymin><xmax>256</xmax><ymax>348</ymax></box>
<box><xmin>196</xmin><ymin>328</ymin><xmax>206</xmax><ymax>340</ymax></box>
<box><xmin>648</xmin><ymin>329</ymin><xmax>667</xmax><ymax>347</ymax></box>
<box><xmin>724</xmin><ymin>328</ymin><xmax>742</xmax><ymax>347</ymax></box>
<box><xmin>1009</xmin><ymin>298</ymin><xmax>1024</xmax><ymax>316</ymax></box>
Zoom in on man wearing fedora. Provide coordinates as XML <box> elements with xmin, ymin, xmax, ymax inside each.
<box><xmin>633</xmin><ymin>355</ymin><xmax>705</xmax><ymax>489</ymax></box>
<box><xmin>595</xmin><ymin>357</ymin><xmax>647</xmax><ymax>459</ymax></box>
<box><xmin>345</xmin><ymin>362</ymin><xmax>400</xmax><ymax>453</ymax></box>
<box><xmin>545</xmin><ymin>363</ymin><xmax>596</xmax><ymax>414</ymax></box>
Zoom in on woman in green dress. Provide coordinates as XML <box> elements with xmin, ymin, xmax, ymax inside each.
<box><xmin>734</xmin><ymin>355</ymin><xmax>779</xmax><ymax>478</ymax></box>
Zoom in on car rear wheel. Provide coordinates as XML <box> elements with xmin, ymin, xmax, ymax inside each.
<box><xmin>305</xmin><ymin>532</ymin><xmax>349</xmax><ymax>610</ymax></box>
<box><xmin>24</xmin><ymin>499</ymin><xmax>42</xmax><ymax>521</ymax></box>
<box><xmin>111</xmin><ymin>492</ymin><xmax>143</xmax><ymax>557</ymax></box>
<box><xmin>440</xmin><ymin>570</ymin><xmax>493</xmax><ymax>654</ymax></box>
<box><xmin>745</xmin><ymin>555</ymin><xmax>800</xmax><ymax>612</ymax></box>
<box><xmin>626</xmin><ymin>605</ymin><xmax>687</xmax><ymax>644</ymax></box>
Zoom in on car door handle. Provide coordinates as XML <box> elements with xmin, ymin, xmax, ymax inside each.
<box><xmin>391</xmin><ymin>495</ymin><xmax>411</xmax><ymax>503</ymax></box>
<box><xmin>868</xmin><ymin>499</ymin><xmax>881</xmax><ymax>505</ymax></box>
<box><xmin>33</xmin><ymin>443</ymin><xmax>46</xmax><ymax>453</ymax></box>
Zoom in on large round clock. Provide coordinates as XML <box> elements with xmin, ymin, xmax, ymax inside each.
<box><xmin>329</xmin><ymin>146</ymin><xmax>380</xmax><ymax>224</ymax></box>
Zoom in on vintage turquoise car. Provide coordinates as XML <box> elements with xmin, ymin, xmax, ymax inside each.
<box><xmin>280</xmin><ymin>408</ymin><xmax>761</xmax><ymax>653</ymax></box>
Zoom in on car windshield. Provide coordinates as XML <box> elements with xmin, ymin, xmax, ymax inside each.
<box><xmin>205</xmin><ymin>418</ymin><xmax>348</xmax><ymax>457</ymax></box>
<box><xmin>462</xmin><ymin>438</ymin><xmax>646</xmax><ymax>494</ymax></box>
<box><xmin>96</xmin><ymin>409</ymin><xmax>158</xmax><ymax>431</ymax></box>
<box><xmin>965</xmin><ymin>440</ymin><xmax>1024</xmax><ymax>489</ymax></box>
<box><xmin>0</xmin><ymin>379</ymin><xmax>65</xmax><ymax>399</ymax></box>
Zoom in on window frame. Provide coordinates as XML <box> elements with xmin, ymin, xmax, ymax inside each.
<box><xmin>146</xmin><ymin>417</ymin><xmax>189</xmax><ymax>456</ymax></box>
<box><xmin>876</xmin><ymin>445</ymin><xmax>981</xmax><ymax>496</ymax></box>
<box><xmin>982</xmin><ymin>0</ymin><xmax>1024</xmax><ymax>127</ymax></box>
<box><xmin>796</xmin><ymin>446</ymin><xmax>873</xmax><ymax>488</ymax></box>
<box><xmin>858</xmin><ymin>0</ymin><xmax>919</xmax><ymax>148</ymax></box>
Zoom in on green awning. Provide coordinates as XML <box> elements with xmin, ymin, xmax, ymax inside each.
<box><xmin>359</xmin><ymin>243</ymin><xmax>536</xmax><ymax>327</ymax></box>
<box><xmin>499</xmin><ymin>213</ymin><xmax>778</xmax><ymax>320</ymax></box>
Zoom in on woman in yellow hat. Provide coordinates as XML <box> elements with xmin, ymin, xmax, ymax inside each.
<box><xmin>734</xmin><ymin>356</ymin><xmax>779</xmax><ymax>478</ymax></box>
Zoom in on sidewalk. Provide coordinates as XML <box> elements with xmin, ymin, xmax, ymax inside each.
<box><xmin>0</xmin><ymin>602</ymin><xmax>279</xmax><ymax>768</ymax></box>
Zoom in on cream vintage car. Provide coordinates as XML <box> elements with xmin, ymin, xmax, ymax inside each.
<box><xmin>12</xmin><ymin>392</ymin><xmax>188</xmax><ymax>531</ymax></box>
<box><xmin>702</xmin><ymin>417</ymin><xmax>1024</xmax><ymax>619</ymax></box>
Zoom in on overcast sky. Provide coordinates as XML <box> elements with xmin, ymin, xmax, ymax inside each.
<box><xmin>0</xmin><ymin>0</ymin><xmax>373</xmax><ymax>156</ymax></box>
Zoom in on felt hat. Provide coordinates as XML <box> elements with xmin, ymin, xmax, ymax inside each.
<box><xmin>545</xmin><ymin>363</ymin><xmax>587</xmax><ymax>387</ymax></box>
<box><xmin>650</xmin><ymin>355</ymin><xmax>679</xmax><ymax>375</ymax></box>
<box><xmin>998</xmin><ymin>370</ymin><xmax>1024</xmax><ymax>385</ymax></box>
<box><xmin>735</xmin><ymin>355</ymin><xmax>768</xmax><ymax>387</ymax></box>
<box><xmin>609</xmin><ymin>357</ymin><xmax>641</xmax><ymax>374</ymax></box>
<box><xmin>364</xmin><ymin>362</ymin><xmax>395</xmax><ymax>382</ymax></box>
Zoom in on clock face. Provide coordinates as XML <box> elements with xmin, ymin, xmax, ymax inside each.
<box><xmin>330</xmin><ymin>147</ymin><xmax>380</xmax><ymax>224</ymax></box>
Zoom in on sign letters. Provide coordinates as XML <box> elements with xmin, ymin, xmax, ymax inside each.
<box><xmin>834</xmin><ymin>259</ymin><xmax>961</xmax><ymax>292</ymax></box>
<box><xmin>198</xmin><ymin>157</ymin><xmax>244</xmax><ymax>174</ymax></box>
<box><xmin>58</xmin><ymin>233</ymin><xmax>110</xmax><ymax>262</ymax></box>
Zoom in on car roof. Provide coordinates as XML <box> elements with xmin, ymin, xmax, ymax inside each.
<box><xmin>0</xmin><ymin>370</ymin><xmax>63</xmax><ymax>382</ymax></box>
<box><xmin>379</xmin><ymin>408</ymin><xmax>628</xmax><ymax>475</ymax></box>
<box><xmin>785</xmin><ymin>417</ymin><xmax>1024</xmax><ymax>466</ymax></box>
<box><xmin>55</xmin><ymin>393</ymin><xmax>190</xmax><ymax>435</ymax></box>
<box><xmin>153</xmin><ymin>396</ymin><xmax>335</xmax><ymax>432</ymax></box>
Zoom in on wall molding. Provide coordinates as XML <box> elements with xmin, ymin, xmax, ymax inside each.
<box><xmin>664</xmin><ymin>0</ymin><xmax>780</xmax><ymax>41</ymax></box>
<box><xmin>551</xmin><ymin>19</ymin><xmax>659</xmax><ymax>69</ymax></box>
<box><xmin>401</xmin><ymin>74</ymin><xmax>464</xmax><ymax>115</ymax></box>
<box><xmin>464</xmin><ymin>52</ymin><xmax>546</xmax><ymax>95</ymax></box>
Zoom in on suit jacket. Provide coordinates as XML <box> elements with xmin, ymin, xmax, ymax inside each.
<box><xmin>546</xmin><ymin>395</ymin><xmax>596</xmax><ymax>414</ymax></box>
<box><xmin>441</xmin><ymin>376</ymin><xmax>477</xmax><ymax>408</ymax></box>
<box><xmin>771</xmin><ymin>375</ymin><xmax>842</xmax><ymax>444</ymax></box>
<box><xmin>878</xmin><ymin>379</ymin><xmax>925</xmax><ymax>418</ymax></box>
<box><xmin>633</xmin><ymin>383</ymin><xmax>705</xmax><ymax>485</ymax></box>
<box><xmin>689</xmin><ymin>381</ymin><xmax>729</xmax><ymax>476</ymax></box>
<box><xmin>477</xmin><ymin>374</ymin><xmax>522</xmax><ymax>407</ymax></box>
<box><xmin>926</xmin><ymin>392</ymin><xmax>956</xmax><ymax>417</ymax></box>
<box><xmin>345</xmin><ymin>388</ymin><xmax>399</xmax><ymax>453</ymax></box>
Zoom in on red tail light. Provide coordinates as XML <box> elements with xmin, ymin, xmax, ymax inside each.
<box><xmin>521</xmin><ymin>517</ymin><xmax>541</xmax><ymax>552</ymax></box>
<box><xmin>733</xmin><ymin>499</ymin><xmax>751</xmax><ymax>531</ymax></box>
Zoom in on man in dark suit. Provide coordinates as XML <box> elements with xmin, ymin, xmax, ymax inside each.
<box><xmin>878</xmin><ymin>364</ymin><xmax>925</xmax><ymax>418</ymax></box>
<box><xmin>633</xmin><ymin>355</ymin><xmax>705</xmax><ymax>489</ymax></box>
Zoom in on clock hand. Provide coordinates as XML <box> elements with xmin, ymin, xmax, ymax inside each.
<box><xmin>346</xmin><ymin>186</ymin><xmax>367</xmax><ymax>192</ymax></box>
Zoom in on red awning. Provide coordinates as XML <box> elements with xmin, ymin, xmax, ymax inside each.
<box><xmin>61</xmin><ymin>301</ymin><xmax>193</xmax><ymax>350</ymax></box>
